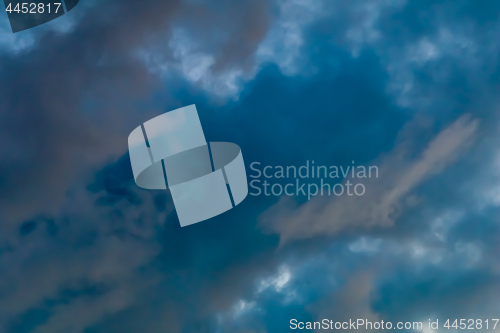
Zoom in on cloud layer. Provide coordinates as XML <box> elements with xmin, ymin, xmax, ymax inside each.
<box><xmin>0</xmin><ymin>0</ymin><xmax>499</xmax><ymax>332</ymax></box>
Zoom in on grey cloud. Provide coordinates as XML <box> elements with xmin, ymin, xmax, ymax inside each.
<box><xmin>310</xmin><ymin>271</ymin><xmax>380</xmax><ymax>332</ymax></box>
<box><xmin>0</xmin><ymin>0</ymin><xmax>181</xmax><ymax>229</ymax></box>
<box><xmin>0</xmin><ymin>0</ymin><xmax>273</xmax><ymax>230</ymax></box>
<box><xmin>138</xmin><ymin>0</ymin><xmax>272</xmax><ymax>97</ymax></box>
<box><xmin>260</xmin><ymin>115</ymin><xmax>479</xmax><ymax>244</ymax></box>
<box><xmin>0</xmin><ymin>1</ymin><xmax>276</xmax><ymax>330</ymax></box>
<box><xmin>0</xmin><ymin>0</ymin><xmax>498</xmax><ymax>331</ymax></box>
<box><xmin>0</xmin><ymin>170</ymin><xmax>280</xmax><ymax>332</ymax></box>
<box><xmin>0</xmin><ymin>182</ymin><xmax>171</xmax><ymax>332</ymax></box>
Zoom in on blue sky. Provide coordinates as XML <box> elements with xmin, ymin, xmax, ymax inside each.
<box><xmin>0</xmin><ymin>0</ymin><xmax>499</xmax><ymax>332</ymax></box>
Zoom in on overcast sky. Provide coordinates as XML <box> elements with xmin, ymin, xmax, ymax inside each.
<box><xmin>0</xmin><ymin>0</ymin><xmax>499</xmax><ymax>332</ymax></box>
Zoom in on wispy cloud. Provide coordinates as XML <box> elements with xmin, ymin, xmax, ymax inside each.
<box><xmin>260</xmin><ymin>115</ymin><xmax>479</xmax><ymax>243</ymax></box>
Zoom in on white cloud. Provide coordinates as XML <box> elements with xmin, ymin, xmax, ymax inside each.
<box><xmin>455</xmin><ymin>242</ymin><xmax>482</xmax><ymax>267</ymax></box>
<box><xmin>257</xmin><ymin>265</ymin><xmax>292</xmax><ymax>293</ymax></box>
<box><xmin>348</xmin><ymin>237</ymin><xmax>383</xmax><ymax>254</ymax></box>
<box><xmin>138</xmin><ymin>0</ymin><xmax>329</xmax><ymax>98</ymax></box>
<box><xmin>385</xmin><ymin>26</ymin><xmax>482</xmax><ymax>108</ymax></box>
<box><xmin>430</xmin><ymin>210</ymin><xmax>463</xmax><ymax>242</ymax></box>
<box><xmin>256</xmin><ymin>0</ymin><xmax>325</xmax><ymax>75</ymax></box>
<box><xmin>232</xmin><ymin>299</ymin><xmax>257</xmax><ymax>317</ymax></box>
<box><xmin>0</xmin><ymin>18</ymin><xmax>35</xmax><ymax>53</ymax></box>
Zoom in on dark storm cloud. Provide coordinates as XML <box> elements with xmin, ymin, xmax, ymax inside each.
<box><xmin>0</xmin><ymin>0</ymin><xmax>275</xmax><ymax>330</ymax></box>
<box><xmin>0</xmin><ymin>0</ymin><xmax>276</xmax><ymax>330</ymax></box>
<box><xmin>0</xmin><ymin>0</ymin><xmax>272</xmax><ymax>228</ymax></box>
<box><xmin>0</xmin><ymin>154</ymin><xmax>282</xmax><ymax>333</ymax></box>
<box><xmin>0</xmin><ymin>0</ymin><xmax>180</xmax><ymax>227</ymax></box>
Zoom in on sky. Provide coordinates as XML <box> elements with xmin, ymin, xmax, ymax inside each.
<box><xmin>0</xmin><ymin>0</ymin><xmax>499</xmax><ymax>332</ymax></box>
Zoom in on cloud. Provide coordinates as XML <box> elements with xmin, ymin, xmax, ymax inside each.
<box><xmin>310</xmin><ymin>271</ymin><xmax>380</xmax><ymax>331</ymax></box>
<box><xmin>260</xmin><ymin>115</ymin><xmax>479</xmax><ymax>243</ymax></box>
<box><xmin>0</xmin><ymin>158</ymin><xmax>172</xmax><ymax>332</ymax></box>
<box><xmin>0</xmin><ymin>0</ymin><xmax>498</xmax><ymax>331</ymax></box>
<box><xmin>138</xmin><ymin>0</ymin><xmax>271</xmax><ymax>97</ymax></box>
<box><xmin>0</xmin><ymin>0</ymin><xmax>181</xmax><ymax>229</ymax></box>
<box><xmin>0</xmin><ymin>0</ymin><xmax>274</xmax><ymax>230</ymax></box>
